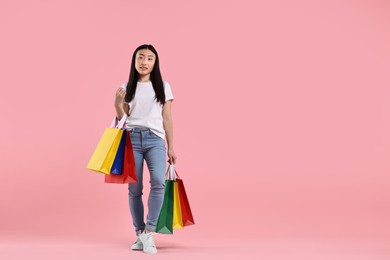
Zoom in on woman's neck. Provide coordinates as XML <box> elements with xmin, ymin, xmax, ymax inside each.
<box><xmin>138</xmin><ymin>75</ymin><xmax>151</xmax><ymax>82</ymax></box>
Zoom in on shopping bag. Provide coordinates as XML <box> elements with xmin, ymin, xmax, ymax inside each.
<box><xmin>173</xmin><ymin>166</ymin><xmax>195</xmax><ymax>227</ymax></box>
<box><xmin>177</xmin><ymin>178</ymin><xmax>195</xmax><ymax>226</ymax></box>
<box><xmin>109</xmin><ymin>129</ymin><xmax>127</xmax><ymax>175</ymax></box>
<box><xmin>173</xmin><ymin>181</ymin><xmax>184</xmax><ymax>229</ymax></box>
<box><xmin>155</xmin><ymin>179</ymin><xmax>174</xmax><ymax>234</ymax></box>
<box><xmin>104</xmin><ymin>130</ymin><xmax>137</xmax><ymax>184</ymax></box>
<box><xmin>156</xmin><ymin>164</ymin><xmax>194</xmax><ymax>234</ymax></box>
<box><xmin>86</xmin><ymin>115</ymin><xmax>127</xmax><ymax>174</ymax></box>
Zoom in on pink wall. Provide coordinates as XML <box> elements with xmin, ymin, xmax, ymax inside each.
<box><xmin>0</xmin><ymin>0</ymin><xmax>389</xmax><ymax>250</ymax></box>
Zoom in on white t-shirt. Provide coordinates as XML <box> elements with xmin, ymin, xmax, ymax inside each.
<box><xmin>120</xmin><ymin>80</ymin><xmax>174</xmax><ymax>140</ymax></box>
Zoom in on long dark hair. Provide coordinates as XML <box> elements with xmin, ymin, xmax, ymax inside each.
<box><xmin>124</xmin><ymin>44</ymin><xmax>166</xmax><ymax>105</ymax></box>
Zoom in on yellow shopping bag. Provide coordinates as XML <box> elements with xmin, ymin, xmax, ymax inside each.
<box><xmin>86</xmin><ymin>115</ymin><xmax>127</xmax><ymax>174</ymax></box>
<box><xmin>172</xmin><ymin>167</ymin><xmax>184</xmax><ymax>229</ymax></box>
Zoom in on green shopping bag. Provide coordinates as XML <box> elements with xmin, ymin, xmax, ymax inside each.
<box><xmin>155</xmin><ymin>180</ymin><xmax>174</xmax><ymax>234</ymax></box>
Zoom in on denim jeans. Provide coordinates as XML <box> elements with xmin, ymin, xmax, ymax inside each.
<box><xmin>128</xmin><ymin>127</ymin><xmax>166</xmax><ymax>233</ymax></box>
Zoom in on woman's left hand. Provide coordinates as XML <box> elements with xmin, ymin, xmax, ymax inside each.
<box><xmin>167</xmin><ymin>148</ymin><xmax>177</xmax><ymax>165</ymax></box>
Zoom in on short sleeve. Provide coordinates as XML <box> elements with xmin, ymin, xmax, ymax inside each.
<box><xmin>164</xmin><ymin>81</ymin><xmax>174</xmax><ymax>101</ymax></box>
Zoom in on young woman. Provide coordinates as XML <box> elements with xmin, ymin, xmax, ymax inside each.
<box><xmin>114</xmin><ymin>44</ymin><xmax>177</xmax><ymax>254</ymax></box>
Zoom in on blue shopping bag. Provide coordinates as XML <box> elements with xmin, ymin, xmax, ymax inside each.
<box><xmin>110</xmin><ymin>129</ymin><xmax>127</xmax><ymax>174</ymax></box>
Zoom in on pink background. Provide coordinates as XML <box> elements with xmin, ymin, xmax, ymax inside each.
<box><xmin>1</xmin><ymin>0</ymin><xmax>390</xmax><ymax>259</ymax></box>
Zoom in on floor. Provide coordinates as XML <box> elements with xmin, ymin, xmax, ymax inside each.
<box><xmin>2</xmin><ymin>232</ymin><xmax>389</xmax><ymax>260</ymax></box>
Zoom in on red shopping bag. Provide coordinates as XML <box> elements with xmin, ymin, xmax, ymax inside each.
<box><xmin>104</xmin><ymin>130</ymin><xmax>137</xmax><ymax>184</ymax></box>
<box><xmin>174</xmin><ymin>168</ymin><xmax>195</xmax><ymax>227</ymax></box>
<box><xmin>177</xmin><ymin>179</ymin><xmax>195</xmax><ymax>226</ymax></box>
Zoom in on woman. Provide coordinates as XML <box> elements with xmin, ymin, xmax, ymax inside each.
<box><xmin>114</xmin><ymin>44</ymin><xmax>177</xmax><ymax>254</ymax></box>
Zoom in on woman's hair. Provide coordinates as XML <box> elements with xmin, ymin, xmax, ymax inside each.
<box><xmin>124</xmin><ymin>44</ymin><xmax>166</xmax><ymax>105</ymax></box>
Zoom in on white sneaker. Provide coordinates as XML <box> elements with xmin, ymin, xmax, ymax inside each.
<box><xmin>138</xmin><ymin>230</ymin><xmax>157</xmax><ymax>254</ymax></box>
<box><xmin>130</xmin><ymin>237</ymin><xmax>143</xmax><ymax>250</ymax></box>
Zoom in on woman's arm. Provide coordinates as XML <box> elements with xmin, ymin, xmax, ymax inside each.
<box><xmin>123</xmin><ymin>103</ymin><xmax>130</xmax><ymax>117</ymax></box>
<box><xmin>115</xmin><ymin>87</ymin><xmax>128</xmax><ymax>119</ymax></box>
<box><xmin>163</xmin><ymin>100</ymin><xmax>177</xmax><ymax>164</ymax></box>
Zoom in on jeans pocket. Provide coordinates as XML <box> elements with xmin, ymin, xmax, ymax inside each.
<box><xmin>149</xmin><ymin>130</ymin><xmax>158</xmax><ymax>138</ymax></box>
<box><xmin>149</xmin><ymin>131</ymin><xmax>164</xmax><ymax>142</ymax></box>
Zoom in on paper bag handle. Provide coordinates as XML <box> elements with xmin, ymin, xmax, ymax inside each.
<box><xmin>165</xmin><ymin>163</ymin><xmax>180</xmax><ymax>180</ymax></box>
<box><xmin>110</xmin><ymin>114</ymin><xmax>127</xmax><ymax>129</ymax></box>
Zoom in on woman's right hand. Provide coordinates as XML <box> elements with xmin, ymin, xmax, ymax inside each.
<box><xmin>115</xmin><ymin>87</ymin><xmax>126</xmax><ymax>105</ymax></box>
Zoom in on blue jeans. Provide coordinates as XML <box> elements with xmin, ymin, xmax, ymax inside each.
<box><xmin>128</xmin><ymin>127</ymin><xmax>167</xmax><ymax>233</ymax></box>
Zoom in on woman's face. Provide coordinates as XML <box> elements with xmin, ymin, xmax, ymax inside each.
<box><xmin>135</xmin><ymin>49</ymin><xmax>156</xmax><ymax>77</ymax></box>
